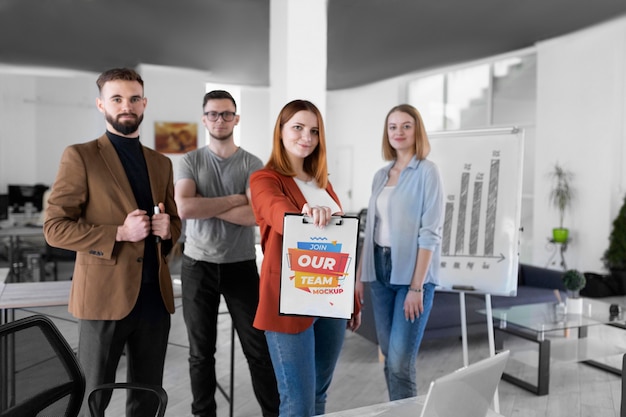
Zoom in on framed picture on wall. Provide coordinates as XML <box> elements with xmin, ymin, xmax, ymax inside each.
<box><xmin>154</xmin><ymin>121</ymin><xmax>198</xmax><ymax>154</ymax></box>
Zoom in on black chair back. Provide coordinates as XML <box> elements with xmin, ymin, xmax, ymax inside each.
<box><xmin>0</xmin><ymin>315</ymin><xmax>85</xmax><ymax>417</ymax></box>
<box><xmin>88</xmin><ymin>383</ymin><xmax>168</xmax><ymax>417</ymax></box>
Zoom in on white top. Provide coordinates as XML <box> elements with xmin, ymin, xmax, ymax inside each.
<box><xmin>293</xmin><ymin>178</ymin><xmax>341</xmax><ymax>214</ymax></box>
<box><xmin>374</xmin><ymin>186</ymin><xmax>394</xmax><ymax>247</ymax></box>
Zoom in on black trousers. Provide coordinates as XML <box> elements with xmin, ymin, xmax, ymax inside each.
<box><xmin>77</xmin><ymin>283</ymin><xmax>171</xmax><ymax>417</ymax></box>
<box><xmin>181</xmin><ymin>255</ymin><xmax>279</xmax><ymax>417</ymax></box>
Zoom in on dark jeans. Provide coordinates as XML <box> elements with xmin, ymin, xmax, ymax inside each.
<box><xmin>181</xmin><ymin>255</ymin><xmax>279</xmax><ymax>417</ymax></box>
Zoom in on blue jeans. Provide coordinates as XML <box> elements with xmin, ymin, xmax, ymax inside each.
<box><xmin>265</xmin><ymin>318</ymin><xmax>346</xmax><ymax>416</ymax></box>
<box><xmin>181</xmin><ymin>256</ymin><xmax>279</xmax><ymax>417</ymax></box>
<box><xmin>369</xmin><ymin>244</ymin><xmax>436</xmax><ymax>401</ymax></box>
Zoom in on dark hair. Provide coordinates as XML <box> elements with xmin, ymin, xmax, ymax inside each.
<box><xmin>266</xmin><ymin>99</ymin><xmax>328</xmax><ymax>189</ymax></box>
<box><xmin>382</xmin><ymin>104</ymin><xmax>430</xmax><ymax>161</ymax></box>
<box><xmin>96</xmin><ymin>68</ymin><xmax>143</xmax><ymax>93</ymax></box>
<box><xmin>203</xmin><ymin>90</ymin><xmax>237</xmax><ymax>111</ymax></box>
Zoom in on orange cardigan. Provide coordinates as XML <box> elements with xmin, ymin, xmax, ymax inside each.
<box><xmin>250</xmin><ymin>168</ymin><xmax>361</xmax><ymax>333</ymax></box>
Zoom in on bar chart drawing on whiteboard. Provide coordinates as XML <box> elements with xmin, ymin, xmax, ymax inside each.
<box><xmin>442</xmin><ymin>153</ymin><xmax>501</xmax><ymax>259</ymax></box>
<box><xmin>430</xmin><ymin>128</ymin><xmax>524</xmax><ymax>296</ymax></box>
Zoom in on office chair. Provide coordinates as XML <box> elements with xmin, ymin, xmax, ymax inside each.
<box><xmin>0</xmin><ymin>314</ymin><xmax>84</xmax><ymax>416</ymax></box>
<box><xmin>88</xmin><ymin>383</ymin><xmax>168</xmax><ymax>417</ymax></box>
<box><xmin>0</xmin><ymin>315</ymin><xmax>167</xmax><ymax>417</ymax></box>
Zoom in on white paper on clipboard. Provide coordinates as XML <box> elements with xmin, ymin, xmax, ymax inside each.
<box><xmin>279</xmin><ymin>213</ymin><xmax>360</xmax><ymax>319</ymax></box>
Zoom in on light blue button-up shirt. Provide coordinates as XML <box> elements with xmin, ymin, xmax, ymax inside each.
<box><xmin>360</xmin><ymin>156</ymin><xmax>444</xmax><ymax>286</ymax></box>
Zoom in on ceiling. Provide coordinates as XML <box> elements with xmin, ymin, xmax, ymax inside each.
<box><xmin>1</xmin><ymin>0</ymin><xmax>625</xmax><ymax>90</ymax></box>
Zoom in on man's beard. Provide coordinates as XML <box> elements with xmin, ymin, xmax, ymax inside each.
<box><xmin>106</xmin><ymin>112</ymin><xmax>143</xmax><ymax>135</ymax></box>
<box><xmin>210</xmin><ymin>131</ymin><xmax>234</xmax><ymax>142</ymax></box>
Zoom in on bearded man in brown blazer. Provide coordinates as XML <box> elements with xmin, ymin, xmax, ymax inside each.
<box><xmin>44</xmin><ymin>67</ymin><xmax>181</xmax><ymax>417</ymax></box>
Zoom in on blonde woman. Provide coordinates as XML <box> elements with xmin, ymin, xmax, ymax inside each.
<box><xmin>356</xmin><ymin>104</ymin><xmax>444</xmax><ymax>400</ymax></box>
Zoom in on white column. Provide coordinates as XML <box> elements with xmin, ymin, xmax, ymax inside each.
<box><xmin>269</xmin><ymin>0</ymin><xmax>327</xmax><ymax>122</ymax></box>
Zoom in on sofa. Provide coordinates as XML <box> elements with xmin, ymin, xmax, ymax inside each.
<box><xmin>356</xmin><ymin>263</ymin><xmax>570</xmax><ymax>343</ymax></box>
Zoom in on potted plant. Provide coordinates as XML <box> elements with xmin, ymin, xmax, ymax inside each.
<box><xmin>602</xmin><ymin>194</ymin><xmax>626</xmax><ymax>294</ymax></box>
<box><xmin>548</xmin><ymin>162</ymin><xmax>574</xmax><ymax>243</ymax></box>
<box><xmin>562</xmin><ymin>269</ymin><xmax>586</xmax><ymax>314</ymax></box>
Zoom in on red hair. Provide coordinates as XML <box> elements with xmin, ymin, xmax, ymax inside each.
<box><xmin>266</xmin><ymin>100</ymin><xmax>329</xmax><ymax>189</ymax></box>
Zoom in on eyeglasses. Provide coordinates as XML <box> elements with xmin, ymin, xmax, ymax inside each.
<box><xmin>203</xmin><ymin>111</ymin><xmax>236</xmax><ymax>122</ymax></box>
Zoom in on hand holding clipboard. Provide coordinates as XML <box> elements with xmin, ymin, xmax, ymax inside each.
<box><xmin>279</xmin><ymin>213</ymin><xmax>359</xmax><ymax>319</ymax></box>
<box><xmin>301</xmin><ymin>203</ymin><xmax>341</xmax><ymax>228</ymax></box>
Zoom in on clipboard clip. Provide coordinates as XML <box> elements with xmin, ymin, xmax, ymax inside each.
<box><xmin>301</xmin><ymin>215</ymin><xmax>344</xmax><ymax>226</ymax></box>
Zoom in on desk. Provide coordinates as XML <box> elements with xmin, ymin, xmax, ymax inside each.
<box><xmin>0</xmin><ymin>225</ymin><xmax>45</xmax><ymax>281</ymax></box>
<box><xmin>319</xmin><ymin>395</ymin><xmax>505</xmax><ymax>416</ymax></box>
<box><xmin>0</xmin><ymin>274</ymin><xmax>183</xmax><ymax>324</ymax></box>
<box><xmin>0</xmin><ymin>280</ymin><xmax>71</xmax><ymax>324</ymax></box>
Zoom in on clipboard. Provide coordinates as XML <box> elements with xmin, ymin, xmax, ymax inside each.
<box><xmin>279</xmin><ymin>213</ymin><xmax>360</xmax><ymax>319</ymax></box>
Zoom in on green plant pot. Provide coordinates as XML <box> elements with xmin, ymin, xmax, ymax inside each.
<box><xmin>552</xmin><ymin>228</ymin><xmax>569</xmax><ymax>243</ymax></box>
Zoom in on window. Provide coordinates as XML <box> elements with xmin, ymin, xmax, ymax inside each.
<box><xmin>492</xmin><ymin>55</ymin><xmax>537</xmax><ymax>126</ymax></box>
<box><xmin>407</xmin><ymin>51</ymin><xmax>536</xmax><ymax>131</ymax></box>
<box><xmin>446</xmin><ymin>64</ymin><xmax>489</xmax><ymax>129</ymax></box>
<box><xmin>407</xmin><ymin>74</ymin><xmax>445</xmax><ymax>131</ymax></box>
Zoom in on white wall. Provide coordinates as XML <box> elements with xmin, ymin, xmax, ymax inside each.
<box><xmin>326</xmin><ymin>78</ymin><xmax>406</xmax><ymax>212</ymax></box>
<box><xmin>138</xmin><ymin>65</ymin><xmax>273</xmax><ymax>173</ymax></box>
<box><xmin>0</xmin><ymin>69</ymin><xmax>101</xmax><ymax>191</ymax></box>
<box><xmin>135</xmin><ymin>64</ymin><xmax>211</xmax><ymax>177</ymax></box>
<box><xmin>239</xmin><ymin>87</ymin><xmax>271</xmax><ymax>163</ymax></box>
<box><xmin>533</xmin><ymin>17</ymin><xmax>626</xmax><ymax>272</ymax></box>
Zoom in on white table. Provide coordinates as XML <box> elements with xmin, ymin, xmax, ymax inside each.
<box><xmin>0</xmin><ymin>280</ymin><xmax>71</xmax><ymax>323</ymax></box>
<box><xmin>0</xmin><ymin>268</ymin><xmax>70</xmax><ymax>323</ymax></box>
<box><xmin>319</xmin><ymin>395</ymin><xmax>505</xmax><ymax>416</ymax></box>
<box><xmin>0</xmin><ymin>272</ymin><xmax>182</xmax><ymax>324</ymax></box>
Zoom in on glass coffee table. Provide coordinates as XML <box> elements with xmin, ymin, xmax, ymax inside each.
<box><xmin>478</xmin><ymin>297</ymin><xmax>626</xmax><ymax>395</ymax></box>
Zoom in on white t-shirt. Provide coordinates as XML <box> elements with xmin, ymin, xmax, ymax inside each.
<box><xmin>293</xmin><ymin>178</ymin><xmax>341</xmax><ymax>214</ymax></box>
<box><xmin>374</xmin><ymin>185</ymin><xmax>394</xmax><ymax>247</ymax></box>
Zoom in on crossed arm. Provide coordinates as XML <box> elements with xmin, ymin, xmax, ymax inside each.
<box><xmin>174</xmin><ymin>178</ymin><xmax>257</xmax><ymax>226</ymax></box>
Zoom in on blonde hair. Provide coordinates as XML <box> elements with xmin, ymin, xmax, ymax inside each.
<box><xmin>266</xmin><ymin>100</ymin><xmax>329</xmax><ymax>189</ymax></box>
<box><xmin>382</xmin><ymin>104</ymin><xmax>430</xmax><ymax>161</ymax></box>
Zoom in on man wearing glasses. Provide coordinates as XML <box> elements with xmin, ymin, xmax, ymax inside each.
<box><xmin>174</xmin><ymin>90</ymin><xmax>279</xmax><ymax>417</ymax></box>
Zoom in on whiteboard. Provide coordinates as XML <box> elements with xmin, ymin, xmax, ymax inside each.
<box><xmin>429</xmin><ymin>127</ymin><xmax>524</xmax><ymax>296</ymax></box>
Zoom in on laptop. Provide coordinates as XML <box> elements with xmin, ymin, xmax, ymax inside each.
<box><xmin>377</xmin><ymin>350</ymin><xmax>510</xmax><ymax>417</ymax></box>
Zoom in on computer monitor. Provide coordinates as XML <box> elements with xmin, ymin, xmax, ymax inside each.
<box><xmin>8</xmin><ymin>184</ymin><xmax>49</xmax><ymax>213</ymax></box>
<box><xmin>0</xmin><ymin>194</ymin><xmax>8</xmax><ymax>220</ymax></box>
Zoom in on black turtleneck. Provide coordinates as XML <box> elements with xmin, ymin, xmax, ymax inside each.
<box><xmin>106</xmin><ymin>131</ymin><xmax>158</xmax><ymax>284</ymax></box>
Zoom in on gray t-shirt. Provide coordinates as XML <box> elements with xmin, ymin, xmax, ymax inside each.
<box><xmin>175</xmin><ymin>146</ymin><xmax>263</xmax><ymax>263</ymax></box>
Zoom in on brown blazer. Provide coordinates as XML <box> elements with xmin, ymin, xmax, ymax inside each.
<box><xmin>44</xmin><ymin>134</ymin><xmax>181</xmax><ymax>320</ymax></box>
<box><xmin>250</xmin><ymin>168</ymin><xmax>360</xmax><ymax>333</ymax></box>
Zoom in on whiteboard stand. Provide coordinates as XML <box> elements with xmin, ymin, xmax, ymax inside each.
<box><xmin>459</xmin><ymin>292</ymin><xmax>468</xmax><ymax>366</ymax></box>
<box><xmin>485</xmin><ymin>294</ymin><xmax>500</xmax><ymax>414</ymax></box>
<box><xmin>458</xmin><ymin>292</ymin><xmax>499</xmax><ymax>413</ymax></box>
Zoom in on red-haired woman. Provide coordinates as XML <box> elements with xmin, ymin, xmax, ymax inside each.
<box><xmin>250</xmin><ymin>99</ymin><xmax>361</xmax><ymax>416</ymax></box>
